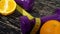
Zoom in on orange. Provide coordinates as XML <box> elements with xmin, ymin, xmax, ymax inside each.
<box><xmin>40</xmin><ymin>20</ymin><xmax>60</xmax><ymax>34</ymax></box>
<box><xmin>0</xmin><ymin>0</ymin><xmax>16</xmax><ymax>16</ymax></box>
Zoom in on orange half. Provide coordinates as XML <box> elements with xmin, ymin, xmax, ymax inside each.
<box><xmin>0</xmin><ymin>0</ymin><xmax>16</xmax><ymax>16</ymax></box>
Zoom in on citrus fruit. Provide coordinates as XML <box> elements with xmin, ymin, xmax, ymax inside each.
<box><xmin>0</xmin><ymin>0</ymin><xmax>16</xmax><ymax>16</ymax></box>
<box><xmin>40</xmin><ymin>20</ymin><xmax>60</xmax><ymax>34</ymax></box>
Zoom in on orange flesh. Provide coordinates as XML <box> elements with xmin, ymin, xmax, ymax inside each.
<box><xmin>0</xmin><ymin>0</ymin><xmax>16</xmax><ymax>16</ymax></box>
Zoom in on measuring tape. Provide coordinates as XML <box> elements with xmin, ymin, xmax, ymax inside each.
<box><xmin>30</xmin><ymin>18</ymin><xmax>41</xmax><ymax>34</ymax></box>
<box><xmin>16</xmin><ymin>4</ymin><xmax>41</xmax><ymax>34</ymax></box>
<box><xmin>16</xmin><ymin>4</ymin><xmax>34</xmax><ymax>20</ymax></box>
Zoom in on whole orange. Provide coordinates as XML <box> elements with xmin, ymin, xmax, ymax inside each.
<box><xmin>40</xmin><ymin>20</ymin><xmax>60</xmax><ymax>34</ymax></box>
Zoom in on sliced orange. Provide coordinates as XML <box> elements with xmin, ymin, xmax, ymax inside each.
<box><xmin>0</xmin><ymin>0</ymin><xmax>16</xmax><ymax>16</ymax></box>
